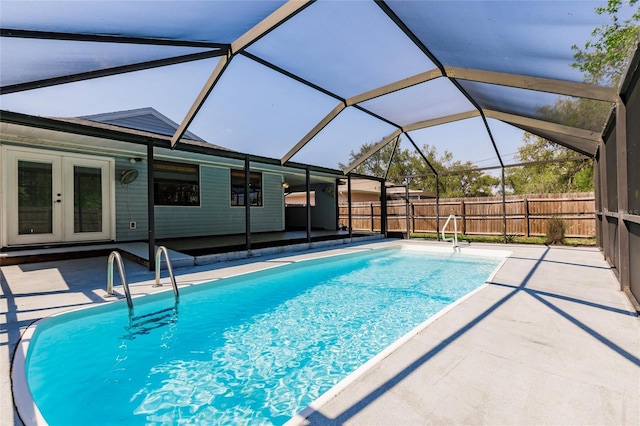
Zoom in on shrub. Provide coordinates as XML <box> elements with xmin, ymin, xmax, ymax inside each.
<box><xmin>545</xmin><ymin>217</ymin><xmax>566</xmax><ymax>245</ymax></box>
<box><xmin>505</xmin><ymin>233</ymin><xmax>518</xmax><ymax>243</ymax></box>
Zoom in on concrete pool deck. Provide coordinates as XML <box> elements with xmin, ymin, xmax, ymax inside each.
<box><xmin>1</xmin><ymin>240</ymin><xmax>639</xmax><ymax>425</ymax></box>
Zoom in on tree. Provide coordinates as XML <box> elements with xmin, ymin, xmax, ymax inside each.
<box><xmin>537</xmin><ymin>97</ymin><xmax>611</xmax><ymax>133</ymax></box>
<box><xmin>338</xmin><ymin>137</ymin><xmax>423</xmax><ymax>184</ymax></box>
<box><xmin>340</xmin><ymin>141</ymin><xmax>499</xmax><ymax>198</ymax></box>
<box><xmin>341</xmin><ymin>1</ymin><xmax>640</xmax><ymax>197</ymax></box>
<box><xmin>506</xmin><ymin>133</ymin><xmax>594</xmax><ymax>194</ymax></box>
<box><xmin>572</xmin><ymin>0</ymin><xmax>640</xmax><ymax>86</ymax></box>
<box><xmin>508</xmin><ymin>0</ymin><xmax>639</xmax><ymax>194</ymax></box>
<box><xmin>505</xmin><ymin>96</ymin><xmax>607</xmax><ymax>194</ymax></box>
<box><xmin>443</xmin><ymin>166</ymin><xmax>500</xmax><ymax>198</ymax></box>
<box><xmin>432</xmin><ymin>153</ymin><xmax>500</xmax><ymax>198</ymax></box>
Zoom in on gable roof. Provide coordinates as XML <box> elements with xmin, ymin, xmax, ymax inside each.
<box><xmin>81</xmin><ymin>107</ymin><xmax>206</xmax><ymax>142</ymax></box>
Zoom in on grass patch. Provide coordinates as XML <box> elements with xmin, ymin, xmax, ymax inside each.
<box><xmin>409</xmin><ymin>232</ymin><xmax>595</xmax><ymax>246</ymax></box>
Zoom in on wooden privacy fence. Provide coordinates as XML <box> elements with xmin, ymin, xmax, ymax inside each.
<box><xmin>339</xmin><ymin>192</ymin><xmax>596</xmax><ymax>238</ymax></box>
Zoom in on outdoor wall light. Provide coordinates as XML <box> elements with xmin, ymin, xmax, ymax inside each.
<box><xmin>129</xmin><ymin>157</ymin><xmax>143</xmax><ymax>164</ymax></box>
<box><xmin>121</xmin><ymin>169</ymin><xmax>139</xmax><ymax>185</ymax></box>
<box><xmin>282</xmin><ymin>182</ymin><xmax>289</xmax><ymax>189</ymax></box>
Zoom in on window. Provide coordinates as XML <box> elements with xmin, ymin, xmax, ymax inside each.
<box><xmin>153</xmin><ymin>160</ymin><xmax>200</xmax><ymax>206</ymax></box>
<box><xmin>230</xmin><ymin>169</ymin><xmax>262</xmax><ymax>206</ymax></box>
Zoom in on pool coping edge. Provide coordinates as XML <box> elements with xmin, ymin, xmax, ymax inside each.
<box><xmin>286</xmin><ymin>246</ymin><xmax>512</xmax><ymax>425</ymax></box>
<box><xmin>11</xmin><ymin>241</ymin><xmax>512</xmax><ymax>426</ymax></box>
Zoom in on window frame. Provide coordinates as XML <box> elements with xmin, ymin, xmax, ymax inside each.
<box><xmin>153</xmin><ymin>160</ymin><xmax>201</xmax><ymax>207</ymax></box>
<box><xmin>230</xmin><ymin>169</ymin><xmax>263</xmax><ymax>207</ymax></box>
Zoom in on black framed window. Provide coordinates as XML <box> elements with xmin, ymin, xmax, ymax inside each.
<box><xmin>230</xmin><ymin>170</ymin><xmax>262</xmax><ymax>206</ymax></box>
<box><xmin>153</xmin><ymin>160</ymin><xmax>200</xmax><ymax>206</ymax></box>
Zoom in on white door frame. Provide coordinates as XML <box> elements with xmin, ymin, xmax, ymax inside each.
<box><xmin>2</xmin><ymin>146</ymin><xmax>116</xmax><ymax>246</ymax></box>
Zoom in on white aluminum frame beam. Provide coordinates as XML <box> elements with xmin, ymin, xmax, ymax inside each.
<box><xmin>170</xmin><ymin>54</ymin><xmax>230</xmax><ymax>147</ymax></box>
<box><xmin>171</xmin><ymin>0</ymin><xmax>312</xmax><ymax>148</ymax></box>
<box><xmin>402</xmin><ymin>110</ymin><xmax>480</xmax><ymax>133</ymax></box>
<box><xmin>282</xmin><ymin>68</ymin><xmax>443</xmax><ymax>164</ymax></box>
<box><xmin>231</xmin><ymin>0</ymin><xmax>312</xmax><ymax>54</ymax></box>
<box><xmin>445</xmin><ymin>66</ymin><xmax>618</xmax><ymax>102</ymax></box>
<box><xmin>281</xmin><ymin>102</ymin><xmax>346</xmax><ymax>164</ymax></box>
<box><xmin>403</xmin><ymin>155</ymin><xmax>590</xmax><ymax>178</ymax></box>
<box><xmin>343</xmin><ymin>129</ymin><xmax>402</xmax><ymax>174</ymax></box>
<box><xmin>346</xmin><ymin>68</ymin><xmax>442</xmax><ymax>105</ymax></box>
<box><xmin>484</xmin><ymin>109</ymin><xmax>601</xmax><ymax>142</ymax></box>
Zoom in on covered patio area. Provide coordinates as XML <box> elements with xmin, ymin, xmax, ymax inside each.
<box><xmin>1</xmin><ymin>1</ymin><xmax>640</xmax><ymax>425</ymax></box>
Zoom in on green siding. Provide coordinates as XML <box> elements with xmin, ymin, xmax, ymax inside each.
<box><xmin>2</xmin><ymin>144</ymin><xmax>285</xmax><ymax>244</ymax></box>
<box><xmin>154</xmin><ymin>166</ymin><xmax>284</xmax><ymax>239</ymax></box>
<box><xmin>115</xmin><ymin>157</ymin><xmax>148</xmax><ymax>241</ymax></box>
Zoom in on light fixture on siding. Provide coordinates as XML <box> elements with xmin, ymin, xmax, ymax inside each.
<box><xmin>121</xmin><ymin>169</ymin><xmax>139</xmax><ymax>186</ymax></box>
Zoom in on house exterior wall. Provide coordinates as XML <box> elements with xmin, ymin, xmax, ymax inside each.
<box><xmin>115</xmin><ymin>157</ymin><xmax>148</xmax><ymax>241</ymax></box>
<box><xmin>284</xmin><ymin>183</ymin><xmax>336</xmax><ymax>230</ymax></box>
<box><xmin>339</xmin><ymin>192</ymin><xmax>380</xmax><ymax>203</ymax></box>
<box><xmin>0</xmin><ymin>140</ymin><xmax>285</xmax><ymax>247</ymax></box>
<box><xmin>153</xmin><ymin>167</ymin><xmax>284</xmax><ymax>239</ymax></box>
<box><xmin>312</xmin><ymin>183</ymin><xmax>336</xmax><ymax>230</ymax></box>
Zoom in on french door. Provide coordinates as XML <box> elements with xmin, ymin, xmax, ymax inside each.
<box><xmin>5</xmin><ymin>147</ymin><xmax>113</xmax><ymax>245</ymax></box>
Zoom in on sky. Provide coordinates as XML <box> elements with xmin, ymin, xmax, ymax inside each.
<box><xmin>0</xmin><ymin>59</ymin><xmax>526</xmax><ymax>171</ymax></box>
<box><xmin>0</xmin><ymin>0</ymin><xmax>624</xmax><ymax>173</ymax></box>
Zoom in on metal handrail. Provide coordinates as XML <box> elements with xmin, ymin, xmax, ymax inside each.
<box><xmin>153</xmin><ymin>246</ymin><xmax>179</xmax><ymax>302</ymax></box>
<box><xmin>105</xmin><ymin>251</ymin><xmax>133</xmax><ymax>313</ymax></box>
<box><xmin>441</xmin><ymin>214</ymin><xmax>459</xmax><ymax>248</ymax></box>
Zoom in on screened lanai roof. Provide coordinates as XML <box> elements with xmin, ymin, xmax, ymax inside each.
<box><xmin>0</xmin><ymin>0</ymin><xmax>630</xmax><ymax>176</ymax></box>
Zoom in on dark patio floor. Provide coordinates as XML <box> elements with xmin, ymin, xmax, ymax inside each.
<box><xmin>157</xmin><ymin>230</ymin><xmax>376</xmax><ymax>256</ymax></box>
<box><xmin>0</xmin><ymin>230</ymin><xmax>380</xmax><ymax>266</ymax></box>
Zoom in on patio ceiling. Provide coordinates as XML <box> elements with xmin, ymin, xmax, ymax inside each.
<box><xmin>0</xmin><ymin>0</ymin><xmax>624</xmax><ymax>176</ymax></box>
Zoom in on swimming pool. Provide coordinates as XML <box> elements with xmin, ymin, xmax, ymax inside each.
<box><xmin>17</xmin><ymin>245</ymin><xmax>507</xmax><ymax>425</ymax></box>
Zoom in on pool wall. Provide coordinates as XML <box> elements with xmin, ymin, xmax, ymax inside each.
<box><xmin>11</xmin><ymin>242</ymin><xmax>510</xmax><ymax>426</ymax></box>
<box><xmin>287</xmin><ymin>244</ymin><xmax>511</xmax><ymax>425</ymax></box>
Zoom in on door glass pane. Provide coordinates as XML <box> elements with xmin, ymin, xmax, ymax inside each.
<box><xmin>18</xmin><ymin>160</ymin><xmax>53</xmax><ymax>235</ymax></box>
<box><xmin>74</xmin><ymin>166</ymin><xmax>102</xmax><ymax>233</ymax></box>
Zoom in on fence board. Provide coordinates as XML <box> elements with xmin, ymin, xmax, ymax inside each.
<box><xmin>339</xmin><ymin>192</ymin><xmax>595</xmax><ymax>238</ymax></box>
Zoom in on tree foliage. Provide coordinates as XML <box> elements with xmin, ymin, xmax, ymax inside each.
<box><xmin>572</xmin><ymin>0</ymin><xmax>640</xmax><ymax>86</ymax></box>
<box><xmin>537</xmin><ymin>97</ymin><xmax>611</xmax><ymax>132</ymax></box>
<box><xmin>507</xmin><ymin>96</ymin><xmax>608</xmax><ymax>194</ymax></box>
<box><xmin>340</xmin><ymin>2</ymin><xmax>639</xmax><ymax>198</ymax></box>
<box><xmin>505</xmin><ymin>134</ymin><xmax>594</xmax><ymax>194</ymax></box>
<box><xmin>511</xmin><ymin>0</ymin><xmax>639</xmax><ymax>193</ymax></box>
<box><xmin>339</xmin><ymin>140</ymin><xmax>499</xmax><ymax>198</ymax></box>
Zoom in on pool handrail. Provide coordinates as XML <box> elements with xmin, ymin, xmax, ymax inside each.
<box><xmin>441</xmin><ymin>214</ymin><xmax>459</xmax><ymax>247</ymax></box>
<box><xmin>105</xmin><ymin>250</ymin><xmax>133</xmax><ymax>313</ymax></box>
<box><xmin>153</xmin><ymin>246</ymin><xmax>179</xmax><ymax>302</ymax></box>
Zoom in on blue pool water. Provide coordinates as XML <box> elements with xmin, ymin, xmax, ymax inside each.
<box><xmin>26</xmin><ymin>247</ymin><xmax>502</xmax><ymax>425</ymax></box>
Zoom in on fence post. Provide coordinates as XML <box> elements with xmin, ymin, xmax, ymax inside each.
<box><xmin>435</xmin><ymin>176</ymin><xmax>440</xmax><ymax>240</ymax></box>
<box><xmin>381</xmin><ymin>184</ymin><xmax>387</xmax><ymax>236</ymax></box>
<box><xmin>501</xmin><ymin>168</ymin><xmax>507</xmax><ymax>243</ymax></box>
<box><xmin>405</xmin><ymin>185</ymin><xmax>410</xmax><ymax>239</ymax></box>
<box><xmin>461</xmin><ymin>200</ymin><xmax>466</xmax><ymax>235</ymax></box>
<box><xmin>524</xmin><ymin>197</ymin><xmax>530</xmax><ymax>237</ymax></box>
<box><xmin>411</xmin><ymin>202</ymin><xmax>415</xmax><ymax>233</ymax></box>
<box><xmin>347</xmin><ymin>174</ymin><xmax>352</xmax><ymax>239</ymax></box>
<box><xmin>370</xmin><ymin>202</ymin><xmax>374</xmax><ymax>232</ymax></box>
